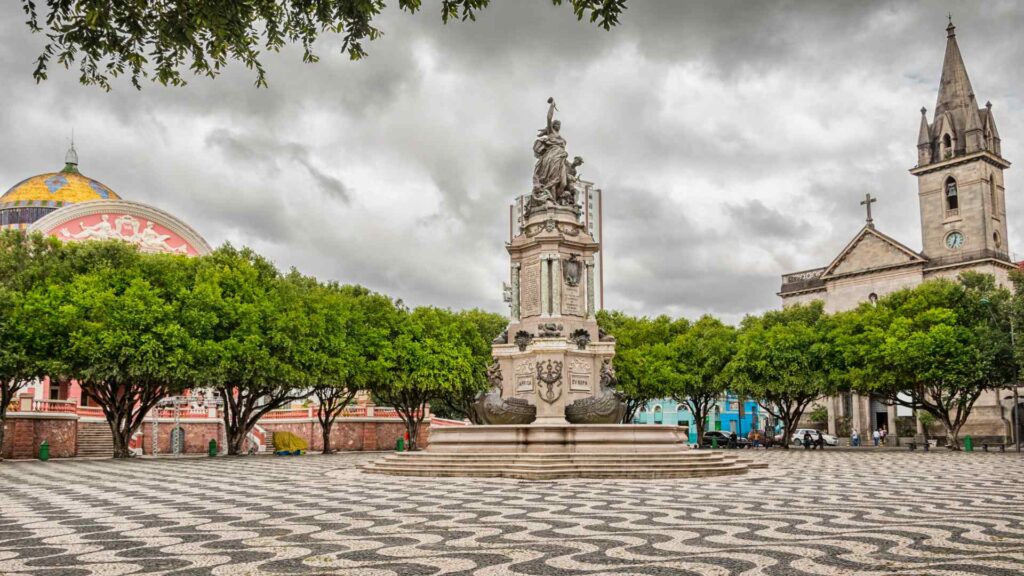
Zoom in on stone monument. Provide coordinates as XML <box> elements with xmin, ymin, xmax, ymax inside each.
<box><xmin>365</xmin><ymin>99</ymin><xmax>762</xmax><ymax>478</ymax></box>
<box><xmin>482</xmin><ymin>97</ymin><xmax>623</xmax><ymax>426</ymax></box>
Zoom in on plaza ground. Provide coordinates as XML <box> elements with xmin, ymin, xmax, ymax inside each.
<box><xmin>1</xmin><ymin>451</ymin><xmax>1023</xmax><ymax>575</ymax></box>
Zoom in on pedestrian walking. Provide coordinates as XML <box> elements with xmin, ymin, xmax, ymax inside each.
<box><xmin>880</xmin><ymin>426</ymin><xmax>888</xmax><ymax>447</ymax></box>
<box><xmin>728</xmin><ymin>431</ymin><xmax>738</xmax><ymax>449</ymax></box>
<box><xmin>851</xmin><ymin>429</ymin><xmax>860</xmax><ymax>447</ymax></box>
<box><xmin>815</xmin><ymin>430</ymin><xmax>825</xmax><ymax>450</ymax></box>
<box><xmin>803</xmin><ymin>430</ymin><xmax>813</xmax><ymax>450</ymax></box>
<box><xmin>872</xmin><ymin>429</ymin><xmax>880</xmax><ymax>447</ymax></box>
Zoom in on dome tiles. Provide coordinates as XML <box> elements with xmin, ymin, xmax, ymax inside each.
<box><xmin>1</xmin><ymin>162</ymin><xmax>120</xmax><ymax>229</ymax></box>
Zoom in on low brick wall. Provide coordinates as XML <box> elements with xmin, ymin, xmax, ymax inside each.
<box><xmin>134</xmin><ymin>418</ymin><xmax>431</xmax><ymax>455</ymax></box>
<box><xmin>1</xmin><ymin>413</ymin><xmax>77</xmax><ymax>459</ymax></box>
<box><xmin>1</xmin><ymin>412</ymin><xmax>433</xmax><ymax>459</ymax></box>
<box><xmin>261</xmin><ymin>420</ymin><xmax>429</xmax><ymax>452</ymax></box>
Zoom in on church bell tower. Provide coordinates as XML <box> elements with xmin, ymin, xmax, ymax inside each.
<box><xmin>911</xmin><ymin>19</ymin><xmax>1010</xmax><ymax>261</ymax></box>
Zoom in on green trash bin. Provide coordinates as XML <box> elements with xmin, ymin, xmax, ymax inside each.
<box><xmin>208</xmin><ymin>439</ymin><xmax>217</xmax><ymax>457</ymax></box>
<box><xmin>396</xmin><ymin>437</ymin><xmax>404</xmax><ymax>452</ymax></box>
<box><xmin>964</xmin><ymin>435</ymin><xmax>973</xmax><ymax>452</ymax></box>
<box><xmin>39</xmin><ymin>440</ymin><xmax>49</xmax><ymax>461</ymax></box>
<box><xmin>711</xmin><ymin>437</ymin><xmax>718</xmax><ymax>449</ymax></box>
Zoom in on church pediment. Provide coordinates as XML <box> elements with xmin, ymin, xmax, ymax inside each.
<box><xmin>821</xmin><ymin>227</ymin><xmax>926</xmax><ymax>279</ymax></box>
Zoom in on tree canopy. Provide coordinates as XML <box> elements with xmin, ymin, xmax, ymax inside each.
<box><xmin>667</xmin><ymin>315</ymin><xmax>736</xmax><ymax>442</ymax></box>
<box><xmin>832</xmin><ymin>273</ymin><xmax>1015</xmax><ymax>448</ymax></box>
<box><xmin>727</xmin><ymin>302</ymin><xmax>835</xmax><ymax>448</ymax></box>
<box><xmin>21</xmin><ymin>0</ymin><xmax>628</xmax><ymax>89</ymax></box>
<box><xmin>596</xmin><ymin>310</ymin><xmax>688</xmax><ymax>422</ymax></box>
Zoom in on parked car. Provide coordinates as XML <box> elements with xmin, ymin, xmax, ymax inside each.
<box><xmin>789</xmin><ymin>428</ymin><xmax>838</xmax><ymax>446</ymax></box>
<box><xmin>700</xmin><ymin>430</ymin><xmax>751</xmax><ymax>449</ymax></box>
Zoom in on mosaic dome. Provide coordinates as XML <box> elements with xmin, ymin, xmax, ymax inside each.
<box><xmin>0</xmin><ymin>146</ymin><xmax>121</xmax><ymax>229</ymax></box>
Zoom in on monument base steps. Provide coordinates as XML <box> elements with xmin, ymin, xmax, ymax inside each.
<box><xmin>364</xmin><ymin>450</ymin><xmax>766</xmax><ymax>480</ymax></box>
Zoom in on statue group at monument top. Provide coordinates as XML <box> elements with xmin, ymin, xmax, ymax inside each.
<box><xmin>527</xmin><ymin>97</ymin><xmax>585</xmax><ymax>217</ymax></box>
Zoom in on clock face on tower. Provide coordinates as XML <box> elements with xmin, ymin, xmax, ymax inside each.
<box><xmin>945</xmin><ymin>231</ymin><xmax>964</xmax><ymax>250</ymax></box>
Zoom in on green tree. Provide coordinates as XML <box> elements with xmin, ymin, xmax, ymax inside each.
<box><xmin>22</xmin><ymin>0</ymin><xmax>628</xmax><ymax>89</ymax></box>
<box><xmin>431</xmin><ymin>308</ymin><xmax>506</xmax><ymax>421</ymax></box>
<box><xmin>808</xmin><ymin>405</ymin><xmax>829</xmax><ymax>426</ymax></box>
<box><xmin>837</xmin><ymin>274</ymin><xmax>1014</xmax><ymax>449</ymax></box>
<box><xmin>311</xmin><ymin>284</ymin><xmax>394</xmax><ymax>454</ymax></box>
<box><xmin>596</xmin><ymin>310</ymin><xmax>688</xmax><ymax>422</ymax></box>
<box><xmin>44</xmin><ymin>241</ymin><xmax>196</xmax><ymax>458</ymax></box>
<box><xmin>187</xmin><ymin>245</ymin><xmax>311</xmax><ymax>455</ymax></box>
<box><xmin>0</xmin><ymin>231</ymin><xmax>66</xmax><ymax>460</ymax></box>
<box><xmin>668</xmin><ymin>315</ymin><xmax>735</xmax><ymax>442</ymax></box>
<box><xmin>727</xmin><ymin>302</ymin><xmax>833</xmax><ymax>449</ymax></box>
<box><xmin>370</xmin><ymin>305</ymin><xmax>475</xmax><ymax>450</ymax></box>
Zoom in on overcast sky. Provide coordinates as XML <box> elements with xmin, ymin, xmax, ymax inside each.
<box><xmin>1</xmin><ymin>1</ymin><xmax>1023</xmax><ymax>324</ymax></box>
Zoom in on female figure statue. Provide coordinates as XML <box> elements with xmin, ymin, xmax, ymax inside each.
<box><xmin>532</xmin><ymin>97</ymin><xmax>569</xmax><ymax>202</ymax></box>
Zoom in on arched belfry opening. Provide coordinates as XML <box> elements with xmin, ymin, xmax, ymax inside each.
<box><xmin>945</xmin><ymin>177</ymin><xmax>959</xmax><ymax>211</ymax></box>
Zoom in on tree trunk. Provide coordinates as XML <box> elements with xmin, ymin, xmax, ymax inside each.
<box><xmin>938</xmin><ymin>414</ymin><xmax>962</xmax><ymax>450</ymax></box>
<box><xmin>404</xmin><ymin>418</ymin><xmax>419</xmax><ymax>451</ymax></box>
<box><xmin>0</xmin><ymin>416</ymin><xmax>6</xmax><ymax>462</ymax></box>
<box><xmin>322</xmin><ymin>425</ymin><xmax>332</xmax><ymax>455</ymax></box>
<box><xmin>110</xmin><ymin>425</ymin><xmax>131</xmax><ymax>459</ymax></box>
<box><xmin>226</xmin><ymin>429</ymin><xmax>246</xmax><ymax>456</ymax></box>
<box><xmin>693</xmin><ymin>416</ymin><xmax>706</xmax><ymax>446</ymax></box>
<box><xmin>781</xmin><ymin>414</ymin><xmax>792</xmax><ymax>450</ymax></box>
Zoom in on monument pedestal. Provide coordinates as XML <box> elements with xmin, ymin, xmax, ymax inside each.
<box><xmin>425</xmin><ymin>423</ymin><xmax>688</xmax><ymax>453</ymax></box>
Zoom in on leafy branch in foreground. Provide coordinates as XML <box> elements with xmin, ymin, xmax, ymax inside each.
<box><xmin>21</xmin><ymin>0</ymin><xmax>628</xmax><ymax>89</ymax></box>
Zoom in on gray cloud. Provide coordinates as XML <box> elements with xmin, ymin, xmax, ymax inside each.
<box><xmin>1</xmin><ymin>0</ymin><xmax>1023</xmax><ymax>324</ymax></box>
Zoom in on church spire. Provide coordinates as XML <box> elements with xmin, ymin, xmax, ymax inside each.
<box><xmin>933</xmin><ymin>17</ymin><xmax>976</xmax><ymax>134</ymax></box>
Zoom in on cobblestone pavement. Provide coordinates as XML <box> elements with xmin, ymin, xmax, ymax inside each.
<box><xmin>1</xmin><ymin>450</ymin><xmax>1023</xmax><ymax>575</ymax></box>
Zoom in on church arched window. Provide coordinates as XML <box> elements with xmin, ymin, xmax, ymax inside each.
<box><xmin>945</xmin><ymin>177</ymin><xmax>959</xmax><ymax>211</ymax></box>
<box><xmin>990</xmin><ymin>177</ymin><xmax>998</xmax><ymax>213</ymax></box>
<box><xmin>942</xmin><ymin>133</ymin><xmax>953</xmax><ymax>158</ymax></box>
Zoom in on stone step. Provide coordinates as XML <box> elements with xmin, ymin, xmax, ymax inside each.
<box><xmin>77</xmin><ymin>423</ymin><xmax>114</xmax><ymax>458</ymax></box>
<box><xmin>383</xmin><ymin>453</ymin><xmax>731</xmax><ymax>464</ymax></box>
<box><xmin>376</xmin><ymin>458</ymin><xmax>739</xmax><ymax>469</ymax></box>
<box><xmin>363</xmin><ymin>463</ymin><xmax>751</xmax><ymax>480</ymax></box>
<box><xmin>387</xmin><ymin>450</ymin><xmax>724</xmax><ymax>459</ymax></box>
<box><xmin>371</xmin><ymin>458</ymin><xmax>740</xmax><ymax>470</ymax></box>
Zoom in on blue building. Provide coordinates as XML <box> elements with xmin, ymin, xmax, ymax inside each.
<box><xmin>634</xmin><ymin>394</ymin><xmax>767</xmax><ymax>444</ymax></box>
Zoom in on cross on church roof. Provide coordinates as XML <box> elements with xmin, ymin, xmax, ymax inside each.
<box><xmin>860</xmin><ymin>193</ymin><xmax>877</xmax><ymax>228</ymax></box>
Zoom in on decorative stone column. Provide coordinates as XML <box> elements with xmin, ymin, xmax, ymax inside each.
<box><xmin>851</xmin><ymin>392</ymin><xmax>862</xmax><ymax>436</ymax></box>
<box><xmin>550</xmin><ymin>256</ymin><xmax>561</xmax><ymax>316</ymax></box>
<box><xmin>887</xmin><ymin>403</ymin><xmax>898</xmax><ymax>445</ymax></box>
<box><xmin>585</xmin><ymin>261</ymin><xmax>596</xmax><ymax>318</ymax></box>
<box><xmin>540</xmin><ymin>255</ymin><xmax>550</xmax><ymax>317</ymax></box>
<box><xmin>510</xmin><ymin>263</ymin><xmax>521</xmax><ymax>320</ymax></box>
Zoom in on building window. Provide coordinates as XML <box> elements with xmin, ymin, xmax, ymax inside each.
<box><xmin>943</xmin><ymin>133</ymin><xmax>953</xmax><ymax>158</ymax></box>
<box><xmin>994</xmin><ymin>231</ymin><xmax>1001</xmax><ymax>248</ymax></box>
<box><xmin>990</xmin><ymin>177</ymin><xmax>998</xmax><ymax>214</ymax></box>
<box><xmin>945</xmin><ymin>177</ymin><xmax>958</xmax><ymax>211</ymax></box>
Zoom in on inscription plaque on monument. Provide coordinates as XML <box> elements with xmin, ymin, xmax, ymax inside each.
<box><xmin>514</xmin><ymin>361</ymin><xmax>535</xmax><ymax>394</ymax></box>
<box><xmin>568</xmin><ymin>357</ymin><xmax>592</xmax><ymax>392</ymax></box>
<box><xmin>520</xmin><ymin>260</ymin><xmax>541</xmax><ymax>317</ymax></box>
<box><xmin>562</xmin><ymin>280</ymin><xmax>582</xmax><ymax>316</ymax></box>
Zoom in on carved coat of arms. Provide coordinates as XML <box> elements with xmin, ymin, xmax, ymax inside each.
<box><xmin>536</xmin><ymin>360</ymin><xmax>563</xmax><ymax>404</ymax></box>
<box><xmin>562</xmin><ymin>254</ymin><xmax>582</xmax><ymax>287</ymax></box>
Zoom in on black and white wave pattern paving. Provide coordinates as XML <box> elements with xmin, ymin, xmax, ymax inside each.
<box><xmin>1</xmin><ymin>451</ymin><xmax>1024</xmax><ymax>575</ymax></box>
